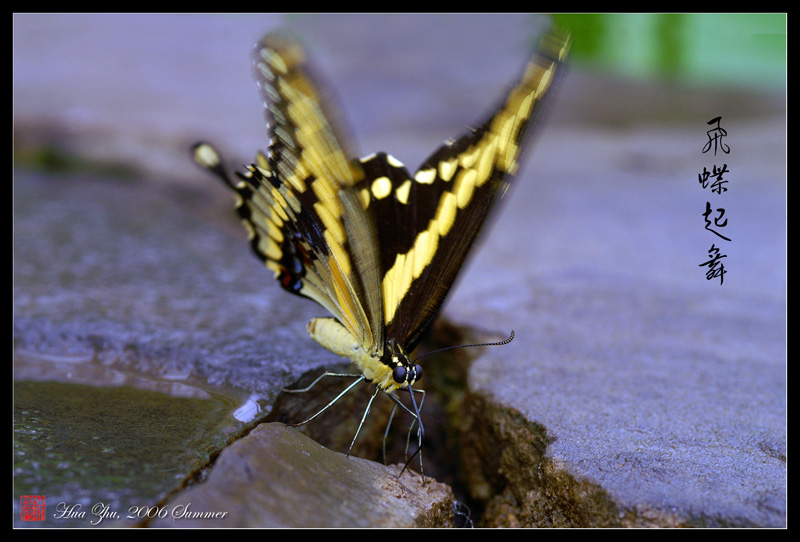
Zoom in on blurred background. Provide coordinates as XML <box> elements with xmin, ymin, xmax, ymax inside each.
<box><xmin>13</xmin><ymin>13</ymin><xmax>786</xmax><ymax>181</ymax></box>
<box><xmin>555</xmin><ymin>13</ymin><xmax>785</xmax><ymax>89</ymax></box>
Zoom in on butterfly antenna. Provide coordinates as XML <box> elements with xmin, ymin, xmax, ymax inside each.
<box><xmin>414</xmin><ymin>330</ymin><xmax>515</xmax><ymax>363</ymax></box>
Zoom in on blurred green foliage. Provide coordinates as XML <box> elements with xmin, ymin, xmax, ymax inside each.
<box><xmin>14</xmin><ymin>142</ymin><xmax>138</xmax><ymax>179</ymax></box>
<box><xmin>551</xmin><ymin>13</ymin><xmax>786</xmax><ymax>90</ymax></box>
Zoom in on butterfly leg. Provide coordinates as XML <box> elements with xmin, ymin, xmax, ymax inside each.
<box><xmin>281</xmin><ymin>371</ymin><xmax>364</xmax><ymax>394</ymax></box>
<box><xmin>347</xmin><ymin>385</ymin><xmax>382</xmax><ymax>457</ymax></box>
<box><xmin>382</xmin><ymin>402</ymin><xmax>398</xmax><ymax>465</ymax></box>
<box><xmin>453</xmin><ymin>501</ymin><xmax>474</xmax><ymax>528</ymax></box>
<box><xmin>283</xmin><ymin>373</ymin><xmax>366</xmax><ymax>426</ymax></box>
<box><xmin>404</xmin><ymin>387</ymin><xmax>426</xmax><ymax>463</ymax></box>
<box><xmin>387</xmin><ymin>387</ymin><xmax>426</xmax><ymax>478</ymax></box>
<box><xmin>406</xmin><ymin>385</ymin><xmax>425</xmax><ymax>478</ymax></box>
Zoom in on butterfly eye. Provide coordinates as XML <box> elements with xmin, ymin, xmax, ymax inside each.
<box><xmin>392</xmin><ymin>366</ymin><xmax>407</xmax><ymax>384</ymax></box>
<box><xmin>410</xmin><ymin>364</ymin><xmax>422</xmax><ymax>383</ymax></box>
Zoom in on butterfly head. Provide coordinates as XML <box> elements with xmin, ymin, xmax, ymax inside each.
<box><xmin>391</xmin><ymin>354</ymin><xmax>423</xmax><ymax>386</ymax></box>
<box><xmin>386</xmin><ymin>341</ymin><xmax>422</xmax><ymax>387</ymax></box>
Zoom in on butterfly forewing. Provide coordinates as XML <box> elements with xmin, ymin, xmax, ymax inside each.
<box><xmin>361</xmin><ymin>31</ymin><xmax>572</xmax><ymax>354</ymax></box>
<box><xmin>250</xmin><ymin>31</ymin><xmax>384</xmax><ymax>351</ymax></box>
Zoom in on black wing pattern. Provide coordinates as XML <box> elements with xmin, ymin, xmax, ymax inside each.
<box><xmin>354</xmin><ymin>30</ymin><xmax>570</xmax><ymax>355</ymax></box>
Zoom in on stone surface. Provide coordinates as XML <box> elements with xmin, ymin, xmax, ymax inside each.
<box><xmin>447</xmin><ymin>87</ymin><xmax>786</xmax><ymax>527</ymax></box>
<box><xmin>150</xmin><ymin>423</ymin><xmax>454</xmax><ymax>528</ymax></box>
<box><xmin>12</xmin><ymin>169</ymin><xmax>332</xmax><ymax>398</ymax></box>
<box><xmin>14</xmin><ymin>13</ymin><xmax>785</xmax><ymax>528</ymax></box>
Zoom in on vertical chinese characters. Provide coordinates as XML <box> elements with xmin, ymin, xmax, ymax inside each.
<box><xmin>698</xmin><ymin>117</ymin><xmax>731</xmax><ymax>285</ymax></box>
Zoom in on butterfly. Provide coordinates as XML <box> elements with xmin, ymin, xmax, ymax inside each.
<box><xmin>193</xmin><ymin>28</ymin><xmax>570</xmax><ymax>472</ymax></box>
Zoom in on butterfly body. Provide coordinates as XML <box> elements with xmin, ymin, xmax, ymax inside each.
<box><xmin>194</xmin><ymin>28</ymin><xmax>569</xmax><ymax>458</ymax></box>
<box><xmin>306</xmin><ymin>316</ymin><xmax>418</xmax><ymax>393</ymax></box>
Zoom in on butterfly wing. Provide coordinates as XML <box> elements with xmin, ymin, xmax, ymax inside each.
<box><xmin>195</xmin><ymin>31</ymin><xmax>384</xmax><ymax>353</ymax></box>
<box><xmin>196</xmin><ymin>28</ymin><xmax>570</xmax><ymax>363</ymax></box>
<box><xmin>359</xmin><ymin>30</ymin><xmax>571</xmax><ymax>354</ymax></box>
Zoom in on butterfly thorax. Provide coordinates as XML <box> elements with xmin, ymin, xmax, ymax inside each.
<box><xmin>307</xmin><ymin>317</ymin><xmax>421</xmax><ymax>393</ymax></box>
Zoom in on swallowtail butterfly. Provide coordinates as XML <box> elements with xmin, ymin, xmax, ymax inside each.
<box><xmin>194</xmin><ymin>28</ymin><xmax>570</xmax><ymax>471</ymax></box>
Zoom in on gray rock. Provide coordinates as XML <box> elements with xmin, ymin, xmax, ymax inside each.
<box><xmin>151</xmin><ymin>423</ymin><xmax>454</xmax><ymax>528</ymax></box>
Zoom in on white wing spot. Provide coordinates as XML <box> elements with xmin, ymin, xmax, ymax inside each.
<box><xmin>414</xmin><ymin>168</ymin><xmax>436</xmax><ymax>185</ymax></box>
<box><xmin>371</xmin><ymin>176</ymin><xmax>393</xmax><ymax>200</ymax></box>
<box><xmin>395</xmin><ymin>179</ymin><xmax>412</xmax><ymax>204</ymax></box>
<box><xmin>193</xmin><ymin>144</ymin><xmax>220</xmax><ymax>167</ymax></box>
<box><xmin>438</xmin><ymin>157</ymin><xmax>458</xmax><ymax>182</ymax></box>
<box><xmin>386</xmin><ymin>154</ymin><xmax>404</xmax><ymax>168</ymax></box>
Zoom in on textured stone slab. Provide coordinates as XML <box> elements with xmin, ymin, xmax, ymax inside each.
<box><xmin>150</xmin><ymin>423</ymin><xmax>454</xmax><ymax>528</ymax></box>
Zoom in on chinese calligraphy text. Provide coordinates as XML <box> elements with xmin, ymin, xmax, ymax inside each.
<box><xmin>698</xmin><ymin>117</ymin><xmax>731</xmax><ymax>285</ymax></box>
